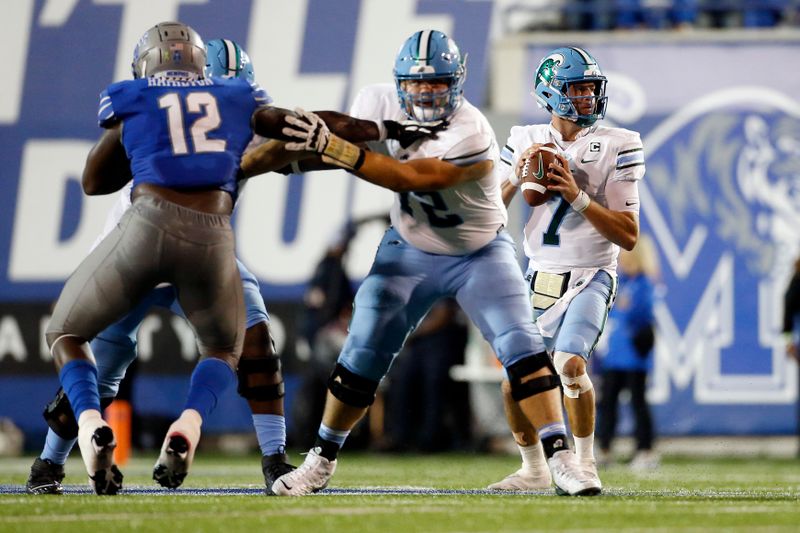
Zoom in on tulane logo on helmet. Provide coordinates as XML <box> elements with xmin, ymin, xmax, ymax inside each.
<box><xmin>393</xmin><ymin>30</ymin><xmax>466</xmax><ymax>122</ymax></box>
<box><xmin>205</xmin><ymin>39</ymin><xmax>255</xmax><ymax>82</ymax></box>
<box><xmin>533</xmin><ymin>47</ymin><xmax>607</xmax><ymax>127</ymax></box>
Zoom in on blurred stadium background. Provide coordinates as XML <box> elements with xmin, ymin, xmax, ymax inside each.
<box><xmin>1</xmin><ymin>0</ymin><xmax>799</xmax><ymax>463</ymax></box>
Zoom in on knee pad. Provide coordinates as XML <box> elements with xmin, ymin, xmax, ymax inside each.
<box><xmin>505</xmin><ymin>352</ymin><xmax>560</xmax><ymax>402</ymax></box>
<box><xmin>327</xmin><ymin>363</ymin><xmax>379</xmax><ymax>408</ymax></box>
<box><xmin>553</xmin><ymin>351</ymin><xmax>593</xmax><ymax>399</ymax></box>
<box><xmin>43</xmin><ymin>388</ymin><xmax>114</xmax><ymax>440</ymax></box>
<box><xmin>236</xmin><ymin>353</ymin><xmax>284</xmax><ymax>401</ymax></box>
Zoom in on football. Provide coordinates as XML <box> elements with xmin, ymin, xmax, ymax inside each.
<box><xmin>518</xmin><ymin>143</ymin><xmax>560</xmax><ymax>206</ymax></box>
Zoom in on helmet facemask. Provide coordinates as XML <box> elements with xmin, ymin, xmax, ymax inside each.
<box><xmin>393</xmin><ymin>30</ymin><xmax>466</xmax><ymax>123</ymax></box>
<box><xmin>396</xmin><ymin>76</ymin><xmax>462</xmax><ymax>122</ymax></box>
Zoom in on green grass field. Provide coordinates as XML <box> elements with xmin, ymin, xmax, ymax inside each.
<box><xmin>1</xmin><ymin>453</ymin><xmax>798</xmax><ymax>532</ymax></box>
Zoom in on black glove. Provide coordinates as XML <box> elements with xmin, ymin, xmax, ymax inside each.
<box><xmin>383</xmin><ymin>119</ymin><xmax>449</xmax><ymax>148</ymax></box>
<box><xmin>632</xmin><ymin>325</ymin><xmax>655</xmax><ymax>358</ymax></box>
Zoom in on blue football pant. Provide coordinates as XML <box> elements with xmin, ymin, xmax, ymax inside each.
<box><xmin>338</xmin><ymin>227</ymin><xmax>547</xmax><ymax>382</ymax></box>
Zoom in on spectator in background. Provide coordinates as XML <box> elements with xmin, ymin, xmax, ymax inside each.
<box><xmin>783</xmin><ymin>255</ymin><xmax>800</xmax><ymax>457</ymax></box>
<box><xmin>596</xmin><ymin>234</ymin><xmax>660</xmax><ymax>470</ymax></box>
<box><xmin>383</xmin><ymin>298</ymin><xmax>471</xmax><ymax>452</ymax></box>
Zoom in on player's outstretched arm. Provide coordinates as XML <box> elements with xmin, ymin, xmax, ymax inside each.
<box><xmin>252</xmin><ymin>106</ymin><xmax>381</xmax><ymax>144</ymax></box>
<box><xmin>82</xmin><ymin>124</ymin><xmax>133</xmax><ymax>195</ymax></box>
<box><xmin>356</xmin><ymin>150</ymin><xmax>492</xmax><ymax>192</ymax></box>
<box><xmin>244</xmin><ymin>107</ymin><xmax>447</xmax><ymax>177</ymax></box>
<box><xmin>281</xmin><ymin>108</ymin><xmax>491</xmax><ymax>191</ymax></box>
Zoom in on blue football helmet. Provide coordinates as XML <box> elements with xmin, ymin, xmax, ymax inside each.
<box><xmin>533</xmin><ymin>46</ymin><xmax>607</xmax><ymax>127</ymax></box>
<box><xmin>394</xmin><ymin>30</ymin><xmax>466</xmax><ymax>122</ymax></box>
<box><xmin>205</xmin><ymin>38</ymin><xmax>255</xmax><ymax>82</ymax></box>
<box><xmin>131</xmin><ymin>21</ymin><xmax>205</xmax><ymax>79</ymax></box>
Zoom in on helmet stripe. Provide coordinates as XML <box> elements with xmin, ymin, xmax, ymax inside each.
<box><xmin>570</xmin><ymin>47</ymin><xmax>594</xmax><ymax>66</ymax></box>
<box><xmin>223</xmin><ymin>39</ymin><xmax>239</xmax><ymax>75</ymax></box>
<box><xmin>417</xmin><ymin>30</ymin><xmax>432</xmax><ymax>65</ymax></box>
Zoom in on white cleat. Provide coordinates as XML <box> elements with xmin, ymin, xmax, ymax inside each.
<box><xmin>487</xmin><ymin>466</ymin><xmax>552</xmax><ymax>491</ymax></box>
<box><xmin>271</xmin><ymin>447</ymin><xmax>336</xmax><ymax>496</ymax></box>
<box><xmin>580</xmin><ymin>458</ymin><xmax>603</xmax><ymax>491</ymax></box>
<box><xmin>153</xmin><ymin>410</ymin><xmax>201</xmax><ymax>489</ymax></box>
<box><xmin>77</xmin><ymin>413</ymin><xmax>123</xmax><ymax>495</ymax></box>
<box><xmin>548</xmin><ymin>450</ymin><xmax>602</xmax><ymax>496</ymax></box>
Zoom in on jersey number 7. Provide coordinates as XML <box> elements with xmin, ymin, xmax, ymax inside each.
<box><xmin>159</xmin><ymin>92</ymin><xmax>226</xmax><ymax>155</ymax></box>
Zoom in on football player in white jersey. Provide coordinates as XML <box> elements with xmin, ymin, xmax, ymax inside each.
<box><xmin>267</xmin><ymin>30</ymin><xmax>596</xmax><ymax>497</ymax></box>
<box><xmin>488</xmin><ymin>47</ymin><xmax>644</xmax><ymax>494</ymax></box>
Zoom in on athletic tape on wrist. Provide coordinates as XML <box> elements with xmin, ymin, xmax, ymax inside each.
<box><xmin>571</xmin><ymin>189</ymin><xmax>590</xmax><ymax>213</ymax></box>
<box><xmin>322</xmin><ymin>135</ymin><xmax>364</xmax><ymax>170</ymax></box>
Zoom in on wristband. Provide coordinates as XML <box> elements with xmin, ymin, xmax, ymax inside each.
<box><xmin>508</xmin><ymin>168</ymin><xmax>520</xmax><ymax>187</ymax></box>
<box><xmin>570</xmin><ymin>189</ymin><xmax>590</xmax><ymax>213</ymax></box>
<box><xmin>321</xmin><ymin>134</ymin><xmax>364</xmax><ymax>171</ymax></box>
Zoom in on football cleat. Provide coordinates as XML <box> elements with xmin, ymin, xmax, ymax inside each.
<box><xmin>271</xmin><ymin>447</ymin><xmax>336</xmax><ymax>496</ymax></box>
<box><xmin>77</xmin><ymin>419</ymin><xmax>123</xmax><ymax>495</ymax></box>
<box><xmin>487</xmin><ymin>466</ymin><xmax>553</xmax><ymax>491</ymax></box>
<box><xmin>548</xmin><ymin>450</ymin><xmax>601</xmax><ymax>496</ymax></box>
<box><xmin>580</xmin><ymin>457</ymin><xmax>603</xmax><ymax>491</ymax></box>
<box><xmin>25</xmin><ymin>457</ymin><xmax>66</xmax><ymax>495</ymax></box>
<box><xmin>153</xmin><ymin>435</ymin><xmax>192</xmax><ymax>489</ymax></box>
<box><xmin>262</xmin><ymin>452</ymin><xmax>296</xmax><ymax>496</ymax></box>
<box><xmin>153</xmin><ymin>411</ymin><xmax>202</xmax><ymax>489</ymax></box>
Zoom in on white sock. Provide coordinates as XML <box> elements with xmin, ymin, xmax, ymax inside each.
<box><xmin>574</xmin><ymin>434</ymin><xmax>595</xmax><ymax>462</ymax></box>
<box><xmin>77</xmin><ymin>409</ymin><xmax>103</xmax><ymax>427</ymax></box>
<box><xmin>519</xmin><ymin>442</ymin><xmax>548</xmax><ymax>473</ymax></box>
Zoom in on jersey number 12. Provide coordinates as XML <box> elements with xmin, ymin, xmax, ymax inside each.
<box><xmin>159</xmin><ymin>92</ymin><xmax>226</xmax><ymax>155</ymax></box>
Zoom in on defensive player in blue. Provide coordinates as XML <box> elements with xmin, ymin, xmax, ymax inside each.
<box><xmin>26</xmin><ymin>37</ymin><xmax>295</xmax><ymax>496</ymax></box>
<box><xmin>41</xmin><ymin>21</ymin><xmax>326</xmax><ymax>495</ymax></box>
<box><xmin>266</xmin><ymin>30</ymin><xmax>594</xmax><ymax>497</ymax></box>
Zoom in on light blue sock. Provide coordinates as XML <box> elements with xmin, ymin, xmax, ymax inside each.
<box><xmin>40</xmin><ymin>429</ymin><xmax>77</xmax><ymax>465</ymax></box>
<box><xmin>318</xmin><ymin>423</ymin><xmax>350</xmax><ymax>447</ymax></box>
<box><xmin>252</xmin><ymin>414</ymin><xmax>286</xmax><ymax>456</ymax></box>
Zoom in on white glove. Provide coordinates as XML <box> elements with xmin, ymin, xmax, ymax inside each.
<box><xmin>282</xmin><ymin>107</ymin><xmax>331</xmax><ymax>153</ymax></box>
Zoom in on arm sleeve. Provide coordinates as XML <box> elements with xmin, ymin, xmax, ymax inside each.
<box><xmin>614</xmin><ymin>132</ymin><xmax>646</xmax><ymax>182</ymax></box>
<box><xmin>97</xmin><ymin>89</ymin><xmax>117</xmax><ymax>128</ymax></box>
<box><xmin>250</xmin><ymin>81</ymin><xmax>273</xmax><ymax>106</ymax></box>
<box><xmin>442</xmin><ymin>132</ymin><xmax>493</xmax><ymax>167</ymax></box>
<box><xmin>605</xmin><ymin>175</ymin><xmax>641</xmax><ymax>214</ymax></box>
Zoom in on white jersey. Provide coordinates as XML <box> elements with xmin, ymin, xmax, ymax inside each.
<box><xmin>349</xmin><ymin>83</ymin><xmax>506</xmax><ymax>255</ymax></box>
<box><xmin>498</xmin><ymin>123</ymin><xmax>645</xmax><ymax>271</ymax></box>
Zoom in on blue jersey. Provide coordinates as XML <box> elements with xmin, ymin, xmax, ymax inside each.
<box><xmin>97</xmin><ymin>76</ymin><xmax>271</xmax><ymax>196</ymax></box>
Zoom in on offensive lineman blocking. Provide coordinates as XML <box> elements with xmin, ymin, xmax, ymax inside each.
<box><xmin>268</xmin><ymin>30</ymin><xmax>596</xmax><ymax>497</ymax></box>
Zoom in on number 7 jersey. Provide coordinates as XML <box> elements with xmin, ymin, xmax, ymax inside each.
<box><xmin>499</xmin><ymin>123</ymin><xmax>645</xmax><ymax>271</ymax></box>
<box><xmin>349</xmin><ymin>84</ymin><xmax>506</xmax><ymax>256</ymax></box>
<box><xmin>97</xmin><ymin>76</ymin><xmax>271</xmax><ymax>197</ymax></box>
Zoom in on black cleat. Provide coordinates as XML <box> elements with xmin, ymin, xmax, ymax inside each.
<box><xmin>26</xmin><ymin>457</ymin><xmax>65</xmax><ymax>495</ymax></box>
<box><xmin>153</xmin><ymin>435</ymin><xmax>190</xmax><ymax>489</ymax></box>
<box><xmin>262</xmin><ymin>453</ymin><xmax>295</xmax><ymax>495</ymax></box>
